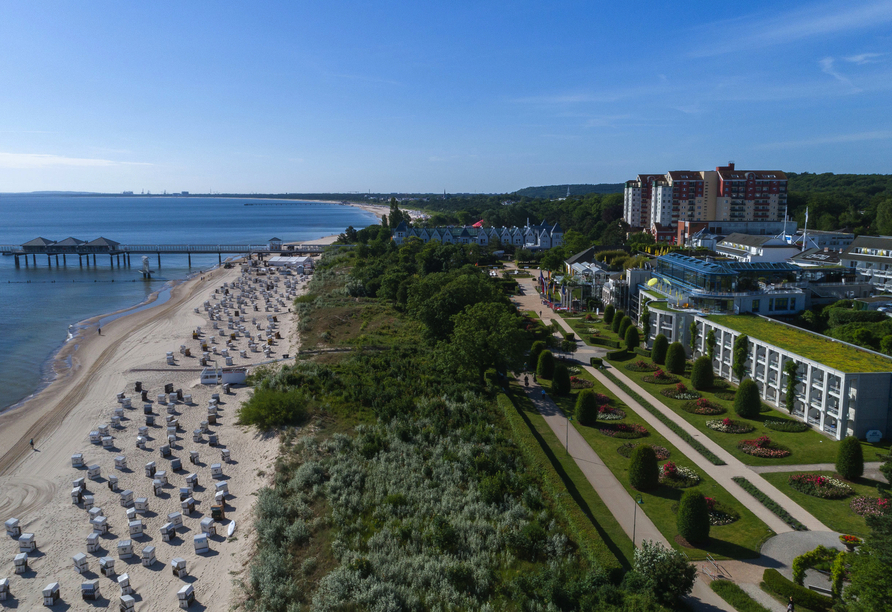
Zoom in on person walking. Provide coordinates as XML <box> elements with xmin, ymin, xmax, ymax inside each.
<box><xmin>97</xmin><ymin>327</ymin><xmax>101</xmax><ymax>335</ymax></box>
<box><xmin>29</xmin><ymin>438</ymin><xmax>34</xmax><ymax>450</ymax></box>
<box><xmin>787</xmin><ymin>596</ymin><xmax>794</xmax><ymax>612</ymax></box>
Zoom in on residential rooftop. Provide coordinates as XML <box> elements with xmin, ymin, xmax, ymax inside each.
<box><xmin>705</xmin><ymin>314</ymin><xmax>892</xmax><ymax>373</ymax></box>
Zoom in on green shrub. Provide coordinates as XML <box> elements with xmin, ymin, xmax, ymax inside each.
<box><xmin>633</xmin><ymin>540</ymin><xmax>696</xmax><ymax>604</ymax></box>
<box><xmin>237</xmin><ymin>386</ymin><xmax>309</xmax><ymax>429</ymax></box>
<box><xmin>606</xmin><ymin>349</ymin><xmax>629</xmax><ymax>360</ymax></box>
<box><xmin>618</xmin><ymin>316</ymin><xmax>632</xmax><ymax>340</ymax></box>
<box><xmin>651</xmin><ymin>334</ymin><xmax>669</xmax><ymax>365</ymax></box>
<box><xmin>589</xmin><ymin>357</ymin><xmax>603</xmax><ymax>367</ymax></box>
<box><xmin>575</xmin><ymin>389</ymin><xmax>599</xmax><ymax>426</ymax></box>
<box><xmin>690</xmin><ymin>356</ymin><xmax>714</xmax><ymax>391</ymax></box>
<box><xmin>552</xmin><ymin>363</ymin><xmax>571</xmax><ymax>396</ymax></box>
<box><xmin>828</xmin><ymin>308</ymin><xmax>888</xmax><ymax>327</ymax></box>
<box><xmin>528</xmin><ymin>340</ymin><xmax>546</xmax><ymax>371</ymax></box>
<box><xmin>629</xmin><ymin>445</ymin><xmax>659</xmax><ymax>491</ymax></box>
<box><xmin>677</xmin><ymin>489</ymin><xmax>710</xmax><ymax>544</ymax></box>
<box><xmin>665</xmin><ymin>342</ymin><xmax>686</xmax><ymax>375</ymax></box>
<box><xmin>625</xmin><ymin>326</ymin><xmax>640</xmax><ymax>351</ymax></box>
<box><xmin>761</xmin><ymin>568</ymin><xmax>833</xmax><ymax>612</ymax></box>
<box><xmin>612</xmin><ymin>310</ymin><xmax>625</xmax><ymax>333</ymax></box>
<box><xmin>836</xmin><ymin>435</ymin><xmax>864</xmax><ymax>480</ymax></box>
<box><xmin>734</xmin><ymin>379</ymin><xmax>761</xmax><ymax>419</ymax></box>
<box><xmin>537</xmin><ymin>350</ymin><xmax>555</xmax><ymax>379</ymax></box>
<box><xmin>590</xmin><ymin>336</ymin><xmax>622</xmax><ymax>348</ymax></box>
<box><xmin>732</xmin><ymin>334</ymin><xmax>749</xmax><ymax>380</ymax></box>
<box><xmin>633</xmin><ymin>346</ymin><xmax>651</xmax><ymax>357</ymax></box>
<box><xmin>710</xmin><ymin>580</ymin><xmax>771</xmax><ymax>612</ymax></box>
<box><xmin>604</xmin><ymin>304</ymin><xmax>615</xmax><ymax>325</ymax></box>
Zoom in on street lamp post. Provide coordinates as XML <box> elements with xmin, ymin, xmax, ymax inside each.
<box><xmin>566</xmin><ymin>415</ymin><xmax>572</xmax><ymax>455</ymax></box>
<box><xmin>632</xmin><ymin>494</ymin><xmax>644</xmax><ymax>548</ymax></box>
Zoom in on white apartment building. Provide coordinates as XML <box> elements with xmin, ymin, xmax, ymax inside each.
<box><xmin>841</xmin><ymin>236</ymin><xmax>892</xmax><ymax>289</ymax></box>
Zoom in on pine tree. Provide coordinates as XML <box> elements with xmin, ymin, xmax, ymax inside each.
<box><xmin>836</xmin><ymin>436</ymin><xmax>864</xmax><ymax>480</ymax></box>
<box><xmin>629</xmin><ymin>445</ymin><xmax>659</xmax><ymax>491</ymax></box>
<box><xmin>625</xmin><ymin>326</ymin><xmax>641</xmax><ymax>351</ymax></box>
<box><xmin>665</xmin><ymin>342</ymin><xmax>686</xmax><ymax>375</ymax></box>
<box><xmin>690</xmin><ymin>356</ymin><xmax>714</xmax><ymax>391</ymax></box>
<box><xmin>734</xmin><ymin>378</ymin><xmax>761</xmax><ymax>419</ymax></box>
<box><xmin>677</xmin><ymin>489</ymin><xmax>710</xmax><ymax>544</ymax></box>
<box><xmin>651</xmin><ymin>334</ymin><xmax>669</xmax><ymax>365</ymax></box>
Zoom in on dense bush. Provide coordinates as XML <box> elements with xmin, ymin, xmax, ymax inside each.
<box><xmin>665</xmin><ymin>342</ymin><xmax>686</xmax><ymax>375</ymax></box>
<box><xmin>528</xmin><ymin>340</ymin><xmax>546</xmax><ymax>371</ymax></box>
<box><xmin>761</xmin><ymin>568</ymin><xmax>833</xmax><ymax>612</ymax></box>
<box><xmin>589</xmin><ymin>357</ymin><xmax>603</xmax><ymax>367</ymax></box>
<box><xmin>611</xmin><ymin>310</ymin><xmax>625</xmax><ymax>333</ymax></box>
<box><xmin>690</xmin><ymin>356</ymin><xmax>714</xmax><ymax>390</ymax></box>
<box><xmin>633</xmin><ymin>540</ymin><xmax>696</xmax><ymax>604</ymax></box>
<box><xmin>618</xmin><ymin>315</ymin><xmax>631</xmax><ymax>340</ymax></box>
<box><xmin>536</xmin><ymin>349</ymin><xmax>555</xmax><ymax>379</ymax></box>
<box><xmin>552</xmin><ymin>363</ymin><xmax>571</xmax><ymax>396</ymax></box>
<box><xmin>237</xmin><ymin>386</ymin><xmax>309</xmax><ymax>429</ymax></box>
<box><xmin>836</xmin><ymin>435</ymin><xmax>865</xmax><ymax>480</ymax></box>
<box><xmin>828</xmin><ymin>308</ymin><xmax>888</xmax><ymax>327</ymax></box>
<box><xmin>575</xmin><ymin>389</ymin><xmax>599</xmax><ymax>426</ymax></box>
<box><xmin>734</xmin><ymin>379</ymin><xmax>761</xmax><ymax>419</ymax></box>
<box><xmin>677</xmin><ymin>489</ymin><xmax>710</xmax><ymax>544</ymax></box>
<box><xmin>629</xmin><ymin>444</ymin><xmax>659</xmax><ymax>490</ymax></box>
<box><xmin>625</xmin><ymin>326</ymin><xmax>640</xmax><ymax>351</ymax></box>
<box><xmin>604</xmin><ymin>304</ymin><xmax>615</xmax><ymax>324</ymax></box>
<box><xmin>651</xmin><ymin>334</ymin><xmax>669</xmax><ymax>365</ymax></box>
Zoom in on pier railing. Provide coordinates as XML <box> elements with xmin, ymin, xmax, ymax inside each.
<box><xmin>1</xmin><ymin>243</ymin><xmax>341</xmax><ymax>256</ymax></box>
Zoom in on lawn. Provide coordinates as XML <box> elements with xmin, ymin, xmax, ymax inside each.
<box><xmin>761</xmin><ymin>471</ymin><xmax>883</xmax><ymax>538</ymax></box>
<box><xmin>538</xmin><ymin>369</ymin><xmax>773</xmax><ymax>560</ymax></box>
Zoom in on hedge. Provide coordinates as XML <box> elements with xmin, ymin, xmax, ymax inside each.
<box><xmin>590</xmin><ymin>336</ymin><xmax>622</xmax><ymax>349</ymax></box>
<box><xmin>731</xmin><ymin>476</ymin><xmax>807</xmax><ymax>531</ymax></box>
<box><xmin>605</xmin><ymin>349</ymin><xmax>630</xmax><ymax>360</ymax></box>
<box><xmin>633</xmin><ymin>347</ymin><xmax>651</xmax><ymax>358</ymax></box>
<box><xmin>497</xmin><ymin>393</ymin><xmax>622</xmax><ymax>577</ymax></box>
<box><xmin>761</xmin><ymin>569</ymin><xmax>833</xmax><ymax>612</ymax></box>
<box><xmin>599</xmin><ymin>370</ymin><xmax>726</xmax><ymax>466</ymax></box>
<box><xmin>590</xmin><ymin>357</ymin><xmax>603</xmax><ymax>367</ymax></box>
<box><xmin>710</xmin><ymin>581</ymin><xmax>771</xmax><ymax>612</ymax></box>
<box><xmin>828</xmin><ymin>308</ymin><xmax>887</xmax><ymax>327</ymax></box>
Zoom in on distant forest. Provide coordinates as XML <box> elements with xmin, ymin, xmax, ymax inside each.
<box><xmin>786</xmin><ymin>173</ymin><xmax>892</xmax><ymax>235</ymax></box>
<box><xmin>513</xmin><ymin>183</ymin><xmax>624</xmax><ymax>198</ymax></box>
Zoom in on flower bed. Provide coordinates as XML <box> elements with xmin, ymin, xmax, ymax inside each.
<box><xmin>765</xmin><ymin>419</ymin><xmax>809</xmax><ymax>433</ymax></box>
<box><xmin>738</xmin><ymin>436</ymin><xmax>791</xmax><ymax>458</ymax></box>
<box><xmin>569</xmin><ymin>376</ymin><xmax>593</xmax><ymax>389</ymax></box>
<box><xmin>597</xmin><ymin>405</ymin><xmax>626</xmax><ymax>421</ymax></box>
<box><xmin>707</xmin><ymin>498</ymin><xmax>740</xmax><ymax>526</ymax></box>
<box><xmin>706</xmin><ymin>418</ymin><xmax>754</xmax><ymax>434</ymax></box>
<box><xmin>714</xmin><ymin>391</ymin><xmax>736</xmax><ymax>401</ymax></box>
<box><xmin>850</xmin><ymin>496</ymin><xmax>889</xmax><ymax>517</ymax></box>
<box><xmin>660</xmin><ymin>382</ymin><xmax>701</xmax><ymax>401</ymax></box>
<box><xmin>682</xmin><ymin>398</ymin><xmax>726</xmax><ymax>416</ymax></box>
<box><xmin>626</xmin><ymin>359</ymin><xmax>658</xmax><ymax>372</ymax></box>
<box><xmin>598</xmin><ymin>422</ymin><xmax>648</xmax><ymax>439</ymax></box>
<box><xmin>617</xmin><ymin>443</ymin><xmax>670</xmax><ymax>460</ymax></box>
<box><xmin>658</xmin><ymin>461</ymin><xmax>700</xmax><ymax>488</ymax></box>
<box><xmin>788</xmin><ymin>473</ymin><xmax>852</xmax><ymax>499</ymax></box>
<box><xmin>567</xmin><ymin>366</ymin><xmax>582</xmax><ymax>375</ymax></box>
<box><xmin>642</xmin><ymin>369</ymin><xmax>679</xmax><ymax>384</ymax></box>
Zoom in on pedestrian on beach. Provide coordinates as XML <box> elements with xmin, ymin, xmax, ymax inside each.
<box><xmin>98</xmin><ymin>327</ymin><xmax>101</xmax><ymax>335</ymax></box>
<box><xmin>29</xmin><ymin>438</ymin><xmax>34</xmax><ymax>449</ymax></box>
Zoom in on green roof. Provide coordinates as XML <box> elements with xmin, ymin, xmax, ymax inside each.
<box><xmin>705</xmin><ymin>315</ymin><xmax>892</xmax><ymax>373</ymax></box>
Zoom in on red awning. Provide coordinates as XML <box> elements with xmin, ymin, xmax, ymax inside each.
<box><xmin>472</xmin><ymin>219</ymin><xmax>484</xmax><ymax>228</ymax></box>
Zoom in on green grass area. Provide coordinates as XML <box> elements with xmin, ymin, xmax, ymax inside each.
<box><xmin>604</xmin><ymin>351</ymin><xmax>891</xmax><ymax>465</ymax></box>
<box><xmin>707</xmin><ymin>314</ymin><xmax>892</xmax><ymax>373</ymax></box>
<box><xmin>538</xmin><ymin>369</ymin><xmax>773</xmax><ymax>560</ymax></box>
<box><xmin>760</xmin><ymin>471</ymin><xmax>882</xmax><ymax>537</ymax></box>
<box><xmin>507</xmin><ymin>383</ymin><xmax>635</xmax><ymax>568</ymax></box>
<box><xmin>710</xmin><ymin>580</ymin><xmax>771</xmax><ymax>612</ymax></box>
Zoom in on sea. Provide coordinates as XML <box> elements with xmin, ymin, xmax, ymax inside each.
<box><xmin>0</xmin><ymin>195</ymin><xmax>378</xmax><ymax>412</ymax></box>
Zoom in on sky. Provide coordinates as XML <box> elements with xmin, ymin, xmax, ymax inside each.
<box><xmin>0</xmin><ymin>0</ymin><xmax>891</xmax><ymax>194</ymax></box>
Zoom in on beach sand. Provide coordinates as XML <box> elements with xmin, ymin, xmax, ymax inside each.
<box><xmin>0</xmin><ymin>258</ymin><xmax>307</xmax><ymax>609</ymax></box>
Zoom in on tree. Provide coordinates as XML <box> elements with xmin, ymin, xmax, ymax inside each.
<box><xmin>677</xmin><ymin>490</ymin><xmax>710</xmax><ymax>544</ymax></box>
<box><xmin>705</xmin><ymin>330</ymin><xmax>717</xmax><ymax>363</ymax></box>
<box><xmin>690</xmin><ymin>356</ymin><xmax>714</xmax><ymax>391</ymax></box>
<box><xmin>575</xmin><ymin>389</ymin><xmax>598</xmax><ymax>426</ymax></box>
<box><xmin>612</xmin><ymin>310</ymin><xmax>625</xmax><ymax>333</ymax></box>
<box><xmin>618</xmin><ymin>315</ymin><xmax>632</xmax><ymax>341</ymax></box>
<box><xmin>388</xmin><ymin>197</ymin><xmax>407</xmax><ymax>228</ymax></box>
<box><xmin>665</xmin><ymin>342</ymin><xmax>686</xmax><ymax>375</ymax></box>
<box><xmin>640</xmin><ymin>301</ymin><xmax>651</xmax><ymax>339</ymax></box>
<box><xmin>651</xmin><ymin>334</ymin><xmax>669</xmax><ymax>365</ymax></box>
<box><xmin>528</xmin><ymin>340</ymin><xmax>546</xmax><ymax>371</ymax></box>
<box><xmin>836</xmin><ymin>435</ymin><xmax>864</xmax><ymax>480</ymax></box>
<box><xmin>625</xmin><ymin>326</ymin><xmax>640</xmax><ymax>351</ymax></box>
<box><xmin>734</xmin><ymin>378</ymin><xmax>761</xmax><ymax>419</ymax></box>
<box><xmin>442</xmin><ymin>302</ymin><xmax>527</xmax><ymax>385</ymax></box>
<box><xmin>540</xmin><ymin>247</ymin><xmax>566</xmax><ymax>271</ymax></box>
<box><xmin>552</xmin><ymin>364</ymin><xmax>571</xmax><ymax>396</ymax></box>
<box><xmin>629</xmin><ymin>445</ymin><xmax>659</xmax><ymax>491</ymax></box>
<box><xmin>537</xmin><ymin>350</ymin><xmax>555</xmax><ymax>379</ymax></box>
<box><xmin>409</xmin><ymin>271</ymin><xmax>505</xmax><ymax>341</ymax></box>
<box><xmin>688</xmin><ymin>320</ymin><xmax>698</xmax><ymax>351</ymax></box>
<box><xmin>732</xmin><ymin>334</ymin><xmax>749</xmax><ymax>380</ymax></box>
<box><xmin>843</xmin><ymin>507</ymin><xmax>892</xmax><ymax>611</ymax></box>
<box><xmin>604</xmin><ymin>304</ymin><xmax>615</xmax><ymax>325</ymax></box>
<box><xmin>562</xmin><ymin>229</ymin><xmax>589</xmax><ymax>255</ymax></box>
<box><xmin>881</xmin><ymin>335</ymin><xmax>892</xmax><ymax>356</ymax></box>
<box><xmin>515</xmin><ymin>248</ymin><xmax>533</xmax><ymax>263</ymax></box>
<box><xmin>784</xmin><ymin>360</ymin><xmax>800</xmax><ymax>414</ymax></box>
<box><xmin>877</xmin><ymin>198</ymin><xmax>892</xmax><ymax>236</ymax></box>
<box><xmin>633</xmin><ymin>540</ymin><xmax>696</xmax><ymax>604</ymax></box>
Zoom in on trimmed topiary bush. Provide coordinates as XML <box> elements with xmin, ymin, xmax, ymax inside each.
<box><xmin>677</xmin><ymin>489</ymin><xmax>710</xmax><ymax>544</ymax></box>
<box><xmin>629</xmin><ymin>444</ymin><xmax>659</xmax><ymax>490</ymax></box>
<box><xmin>618</xmin><ymin>315</ymin><xmax>631</xmax><ymax>339</ymax></box>
<box><xmin>528</xmin><ymin>340</ymin><xmax>546</xmax><ymax>371</ymax></box>
<box><xmin>734</xmin><ymin>378</ymin><xmax>761</xmax><ymax>419</ymax></box>
<box><xmin>665</xmin><ymin>342</ymin><xmax>686</xmax><ymax>375</ymax></box>
<box><xmin>836</xmin><ymin>435</ymin><xmax>864</xmax><ymax>480</ymax></box>
<box><xmin>604</xmin><ymin>304</ymin><xmax>615</xmax><ymax>325</ymax></box>
<box><xmin>537</xmin><ymin>349</ymin><xmax>555</xmax><ymax>379</ymax></box>
<box><xmin>625</xmin><ymin>326</ymin><xmax>640</xmax><ymax>351</ymax></box>
<box><xmin>612</xmin><ymin>310</ymin><xmax>625</xmax><ymax>333</ymax></box>
<box><xmin>651</xmin><ymin>334</ymin><xmax>669</xmax><ymax>365</ymax></box>
<box><xmin>575</xmin><ymin>389</ymin><xmax>599</xmax><ymax>426</ymax></box>
<box><xmin>552</xmin><ymin>363</ymin><xmax>571</xmax><ymax>396</ymax></box>
<box><xmin>690</xmin><ymin>356</ymin><xmax>714</xmax><ymax>391</ymax></box>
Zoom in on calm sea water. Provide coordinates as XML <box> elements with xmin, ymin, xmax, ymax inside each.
<box><xmin>0</xmin><ymin>195</ymin><xmax>377</xmax><ymax>411</ymax></box>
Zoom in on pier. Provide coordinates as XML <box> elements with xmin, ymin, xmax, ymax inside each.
<box><xmin>0</xmin><ymin>236</ymin><xmax>340</xmax><ymax>269</ymax></box>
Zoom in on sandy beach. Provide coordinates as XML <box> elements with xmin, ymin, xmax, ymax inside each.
<box><xmin>0</xmin><ymin>256</ymin><xmax>308</xmax><ymax>609</ymax></box>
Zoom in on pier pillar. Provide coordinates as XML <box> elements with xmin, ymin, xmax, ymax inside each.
<box><xmin>63</xmin><ymin>254</ymin><xmax>66</xmax><ymax>265</ymax></box>
<box><xmin>14</xmin><ymin>255</ymin><xmax>19</xmax><ymax>267</ymax></box>
<box><xmin>47</xmin><ymin>255</ymin><xmax>51</xmax><ymax>266</ymax></box>
<box><xmin>79</xmin><ymin>255</ymin><xmax>83</xmax><ymax>267</ymax></box>
<box><xmin>93</xmin><ymin>254</ymin><xmax>96</xmax><ymax>265</ymax></box>
<box><xmin>157</xmin><ymin>253</ymin><xmax>161</xmax><ymax>268</ymax></box>
<box><xmin>117</xmin><ymin>255</ymin><xmax>121</xmax><ymax>266</ymax></box>
<box><xmin>188</xmin><ymin>253</ymin><xmax>191</xmax><ymax>267</ymax></box>
<box><xmin>110</xmin><ymin>254</ymin><xmax>114</xmax><ymax>267</ymax></box>
<box><xmin>55</xmin><ymin>255</ymin><xmax>60</xmax><ymax>266</ymax></box>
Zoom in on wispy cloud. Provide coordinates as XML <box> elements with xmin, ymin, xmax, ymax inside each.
<box><xmin>689</xmin><ymin>1</ymin><xmax>892</xmax><ymax>57</ymax></box>
<box><xmin>0</xmin><ymin>152</ymin><xmax>151</xmax><ymax>169</ymax></box>
<box><xmin>845</xmin><ymin>52</ymin><xmax>885</xmax><ymax>64</ymax></box>
<box><xmin>819</xmin><ymin>57</ymin><xmax>861</xmax><ymax>91</ymax></box>
<box><xmin>757</xmin><ymin>130</ymin><xmax>892</xmax><ymax>149</ymax></box>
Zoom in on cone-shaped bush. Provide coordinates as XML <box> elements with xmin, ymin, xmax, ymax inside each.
<box><xmin>836</xmin><ymin>436</ymin><xmax>864</xmax><ymax>480</ymax></box>
<box><xmin>677</xmin><ymin>489</ymin><xmax>710</xmax><ymax>544</ymax></box>
<box><xmin>629</xmin><ymin>445</ymin><xmax>659</xmax><ymax>491</ymax></box>
<box><xmin>575</xmin><ymin>389</ymin><xmax>599</xmax><ymax>426</ymax></box>
<box><xmin>612</xmin><ymin>311</ymin><xmax>625</xmax><ymax>333</ymax></box>
<box><xmin>536</xmin><ymin>350</ymin><xmax>555</xmax><ymax>379</ymax></box>
<box><xmin>665</xmin><ymin>342</ymin><xmax>686</xmax><ymax>375</ymax></box>
<box><xmin>604</xmin><ymin>305</ymin><xmax>615</xmax><ymax>325</ymax></box>
<box><xmin>528</xmin><ymin>340</ymin><xmax>546</xmax><ymax>371</ymax></box>
<box><xmin>625</xmin><ymin>326</ymin><xmax>640</xmax><ymax>351</ymax></box>
<box><xmin>734</xmin><ymin>378</ymin><xmax>761</xmax><ymax>419</ymax></box>
<box><xmin>652</xmin><ymin>334</ymin><xmax>669</xmax><ymax>365</ymax></box>
<box><xmin>690</xmin><ymin>356</ymin><xmax>714</xmax><ymax>391</ymax></box>
<box><xmin>552</xmin><ymin>363</ymin><xmax>571</xmax><ymax>396</ymax></box>
<box><xmin>618</xmin><ymin>316</ymin><xmax>631</xmax><ymax>340</ymax></box>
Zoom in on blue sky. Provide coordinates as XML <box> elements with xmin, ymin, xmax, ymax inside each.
<box><xmin>1</xmin><ymin>0</ymin><xmax>890</xmax><ymax>193</ymax></box>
